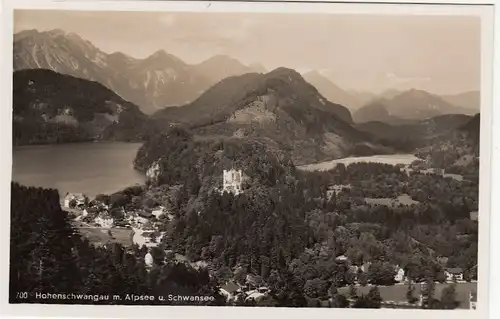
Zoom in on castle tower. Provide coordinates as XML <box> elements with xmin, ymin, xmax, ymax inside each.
<box><xmin>223</xmin><ymin>169</ymin><xmax>243</xmax><ymax>195</ymax></box>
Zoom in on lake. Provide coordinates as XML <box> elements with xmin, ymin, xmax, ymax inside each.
<box><xmin>298</xmin><ymin>154</ymin><xmax>419</xmax><ymax>172</ymax></box>
<box><xmin>12</xmin><ymin>142</ymin><xmax>146</xmax><ymax>198</ymax></box>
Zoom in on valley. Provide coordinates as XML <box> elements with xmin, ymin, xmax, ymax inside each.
<box><xmin>297</xmin><ymin>154</ymin><xmax>419</xmax><ymax>171</ymax></box>
<box><xmin>10</xmin><ymin>25</ymin><xmax>481</xmax><ymax>310</ymax></box>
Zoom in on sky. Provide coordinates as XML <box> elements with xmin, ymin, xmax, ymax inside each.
<box><xmin>14</xmin><ymin>10</ymin><xmax>481</xmax><ymax>95</ymax></box>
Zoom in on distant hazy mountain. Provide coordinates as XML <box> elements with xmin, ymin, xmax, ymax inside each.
<box><xmin>352</xmin><ymin>100</ymin><xmax>400</xmax><ymax>124</ymax></box>
<box><xmin>441</xmin><ymin>90</ymin><xmax>480</xmax><ymax>112</ymax></box>
<box><xmin>192</xmin><ymin>54</ymin><xmax>266</xmax><ymax>84</ymax></box>
<box><xmin>376</xmin><ymin>89</ymin><xmax>404</xmax><ymax>100</ymax></box>
<box><xmin>12</xmin><ymin>69</ymin><xmax>157</xmax><ymax>145</ymax></box>
<box><xmin>346</xmin><ymin>90</ymin><xmax>377</xmax><ymax>107</ymax></box>
<box><xmin>353</xmin><ymin>89</ymin><xmax>473</xmax><ymax>123</ymax></box>
<box><xmin>13</xmin><ymin>29</ymin><xmax>264</xmax><ymax>114</ymax></box>
<box><xmin>303</xmin><ymin>71</ymin><xmax>362</xmax><ymax>111</ymax></box>
<box><xmin>155</xmin><ymin>67</ymin><xmax>392</xmax><ymax>164</ymax></box>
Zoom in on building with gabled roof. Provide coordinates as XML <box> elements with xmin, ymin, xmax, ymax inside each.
<box><xmin>220</xmin><ymin>281</ymin><xmax>241</xmax><ymax>301</ymax></box>
<box><xmin>445</xmin><ymin>267</ymin><xmax>464</xmax><ymax>282</ymax></box>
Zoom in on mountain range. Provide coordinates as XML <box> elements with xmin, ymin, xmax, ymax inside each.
<box><xmin>12</xmin><ymin>69</ymin><xmax>158</xmax><ymax>146</ymax></box>
<box><xmin>302</xmin><ymin>71</ymin><xmax>365</xmax><ymax>111</ymax></box>
<box><xmin>353</xmin><ymin>89</ymin><xmax>477</xmax><ymax>124</ymax></box>
<box><xmin>13</xmin><ymin>29</ymin><xmax>265</xmax><ymax>114</ymax></box>
<box><xmin>441</xmin><ymin>91</ymin><xmax>480</xmax><ymax>112</ymax></box>
<box><xmin>12</xmin><ymin>28</ymin><xmax>481</xmax><ymax>164</ymax></box>
<box><xmin>301</xmin><ymin>71</ymin><xmax>480</xmax><ymax>119</ymax></box>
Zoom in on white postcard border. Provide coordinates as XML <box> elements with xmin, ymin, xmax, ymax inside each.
<box><xmin>0</xmin><ymin>1</ymin><xmax>496</xmax><ymax>319</ymax></box>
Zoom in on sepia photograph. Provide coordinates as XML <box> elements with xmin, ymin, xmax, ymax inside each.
<box><xmin>1</xmin><ymin>0</ymin><xmax>496</xmax><ymax>318</ymax></box>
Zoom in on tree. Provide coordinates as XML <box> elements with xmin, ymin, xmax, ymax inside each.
<box><xmin>95</xmin><ymin>194</ymin><xmax>110</xmax><ymax>205</ymax></box>
<box><xmin>143</xmin><ymin>197</ymin><xmax>158</xmax><ymax>209</ymax></box>
<box><xmin>348</xmin><ymin>284</ymin><xmax>358</xmax><ymax>300</ymax></box>
<box><xmin>214</xmin><ymin>266</ymin><xmax>233</xmax><ymax>284</ymax></box>
<box><xmin>421</xmin><ymin>280</ymin><xmax>437</xmax><ymax>309</ymax></box>
<box><xmin>328</xmin><ymin>284</ymin><xmax>338</xmax><ymax>297</ymax></box>
<box><xmin>150</xmin><ymin>232</ymin><xmax>157</xmax><ymax>243</ymax></box>
<box><xmin>406</xmin><ymin>283</ymin><xmax>418</xmax><ymax>304</ymax></box>
<box><xmin>109</xmin><ymin>193</ymin><xmax>128</xmax><ymax>208</ymax></box>
<box><xmin>367</xmin><ymin>286</ymin><xmax>382</xmax><ymax>308</ymax></box>
<box><xmin>352</xmin><ymin>295</ymin><xmax>373</xmax><ymax>308</ymax></box>
<box><xmin>331</xmin><ymin>294</ymin><xmax>349</xmax><ymax>308</ymax></box>
<box><xmin>256</xmin><ymin>295</ymin><xmax>278</xmax><ymax>307</ymax></box>
<box><xmin>367</xmin><ymin>262</ymin><xmax>396</xmax><ymax>286</ymax></box>
<box><xmin>304</xmin><ymin>278</ymin><xmax>328</xmax><ymax>299</ymax></box>
<box><xmin>69</xmin><ymin>199</ymin><xmax>77</xmax><ymax>208</ymax></box>
<box><xmin>358</xmin><ymin>271</ymin><xmax>369</xmax><ymax>286</ymax></box>
<box><xmin>440</xmin><ymin>284</ymin><xmax>459</xmax><ymax>309</ymax></box>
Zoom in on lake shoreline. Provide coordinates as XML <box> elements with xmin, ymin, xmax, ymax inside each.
<box><xmin>12</xmin><ymin>142</ymin><xmax>146</xmax><ymax>198</ymax></box>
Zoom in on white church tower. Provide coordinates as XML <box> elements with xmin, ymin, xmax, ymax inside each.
<box><xmin>223</xmin><ymin>169</ymin><xmax>243</xmax><ymax>195</ymax></box>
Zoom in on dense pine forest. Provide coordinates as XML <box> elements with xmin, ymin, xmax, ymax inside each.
<box><xmin>129</xmin><ymin>127</ymin><xmax>478</xmax><ymax>307</ymax></box>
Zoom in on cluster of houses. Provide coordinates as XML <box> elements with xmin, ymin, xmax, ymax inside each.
<box><xmin>334</xmin><ymin>255</ymin><xmax>467</xmax><ymax>285</ymax></box>
<box><xmin>219</xmin><ymin>274</ymin><xmax>270</xmax><ymax>303</ymax></box>
<box><xmin>63</xmin><ymin>192</ymin><xmax>173</xmax><ymax>251</ymax></box>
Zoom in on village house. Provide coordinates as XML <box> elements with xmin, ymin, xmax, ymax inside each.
<box><xmin>394</xmin><ymin>266</ymin><xmax>405</xmax><ymax>282</ymax></box>
<box><xmin>360</xmin><ymin>262</ymin><xmax>372</xmax><ymax>273</ymax></box>
<box><xmin>94</xmin><ymin>212</ymin><xmax>114</xmax><ymax>228</ymax></box>
<box><xmin>63</xmin><ymin>192</ymin><xmax>87</xmax><ymax>208</ymax></box>
<box><xmin>349</xmin><ymin>265</ymin><xmax>359</xmax><ymax>274</ymax></box>
<box><xmin>138</xmin><ymin>210</ymin><xmax>153</xmax><ymax>219</ymax></box>
<box><xmin>220</xmin><ymin>282</ymin><xmax>241</xmax><ymax>301</ymax></box>
<box><xmin>433</xmin><ymin>168</ymin><xmax>445</xmax><ymax>176</ymax></box>
<box><xmin>445</xmin><ymin>268</ymin><xmax>464</xmax><ymax>282</ymax></box>
<box><xmin>245</xmin><ymin>274</ymin><xmax>266</xmax><ymax>290</ymax></box>
<box><xmin>145</xmin><ymin>251</ymin><xmax>154</xmax><ymax>268</ymax></box>
<box><xmin>151</xmin><ymin>206</ymin><xmax>165</xmax><ymax>219</ymax></box>
<box><xmin>335</xmin><ymin>255</ymin><xmax>349</xmax><ymax>263</ymax></box>
<box><xmin>245</xmin><ymin>287</ymin><xmax>269</xmax><ymax>302</ymax></box>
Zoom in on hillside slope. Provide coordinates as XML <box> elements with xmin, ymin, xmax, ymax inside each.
<box><xmin>13</xmin><ymin>69</ymin><xmax>157</xmax><ymax>145</ymax></box>
<box><xmin>303</xmin><ymin>71</ymin><xmax>361</xmax><ymax>111</ymax></box>
<box><xmin>154</xmin><ymin>68</ymin><xmax>389</xmax><ymax>164</ymax></box>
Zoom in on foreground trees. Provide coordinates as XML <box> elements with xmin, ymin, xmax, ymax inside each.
<box><xmin>9</xmin><ymin>183</ymin><xmax>223</xmax><ymax>305</ymax></box>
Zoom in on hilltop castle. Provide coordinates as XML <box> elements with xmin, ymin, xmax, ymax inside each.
<box><xmin>223</xmin><ymin>169</ymin><xmax>243</xmax><ymax>195</ymax></box>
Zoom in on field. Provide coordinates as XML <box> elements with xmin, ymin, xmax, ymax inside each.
<box><xmin>338</xmin><ymin>282</ymin><xmax>477</xmax><ymax>309</ymax></box>
<box><xmin>298</xmin><ymin>154</ymin><xmax>419</xmax><ymax>172</ymax></box>
<box><xmin>364</xmin><ymin>194</ymin><xmax>419</xmax><ymax>207</ymax></box>
<box><xmin>72</xmin><ymin>221</ymin><xmax>134</xmax><ymax>247</ymax></box>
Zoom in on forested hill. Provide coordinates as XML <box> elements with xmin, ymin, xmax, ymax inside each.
<box><xmin>134</xmin><ymin>127</ymin><xmax>296</xmax><ymax>191</ymax></box>
<box><xmin>132</xmin><ymin>125</ymin><xmax>478</xmax><ymax>307</ymax></box>
<box><xmin>154</xmin><ymin>67</ymin><xmax>353</xmax><ymax>125</ymax></box>
<box><xmin>9</xmin><ymin>182</ymin><xmax>224</xmax><ymax>305</ymax></box>
<box><xmin>153</xmin><ymin>69</ymin><xmax>392</xmax><ymax>165</ymax></box>
<box><xmin>12</xmin><ymin>69</ymin><xmax>160</xmax><ymax>146</ymax></box>
<box><xmin>415</xmin><ymin>114</ymin><xmax>480</xmax><ymax>176</ymax></box>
